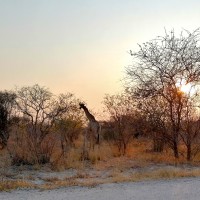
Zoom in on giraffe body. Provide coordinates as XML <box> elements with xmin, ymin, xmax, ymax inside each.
<box><xmin>79</xmin><ymin>103</ymin><xmax>101</xmax><ymax>158</ymax></box>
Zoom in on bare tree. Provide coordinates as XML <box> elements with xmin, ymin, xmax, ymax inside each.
<box><xmin>138</xmin><ymin>97</ymin><xmax>167</xmax><ymax>152</ymax></box>
<box><xmin>126</xmin><ymin>29</ymin><xmax>200</xmax><ymax>158</ymax></box>
<box><xmin>180</xmin><ymin>92</ymin><xmax>200</xmax><ymax>161</ymax></box>
<box><xmin>103</xmin><ymin>93</ymin><xmax>136</xmax><ymax>155</ymax></box>
<box><xmin>14</xmin><ymin>84</ymin><xmax>75</xmax><ymax>164</ymax></box>
<box><xmin>55</xmin><ymin>97</ymin><xmax>84</xmax><ymax>158</ymax></box>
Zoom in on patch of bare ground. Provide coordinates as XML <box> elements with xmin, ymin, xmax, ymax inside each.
<box><xmin>1</xmin><ymin>159</ymin><xmax>200</xmax><ymax>191</ymax></box>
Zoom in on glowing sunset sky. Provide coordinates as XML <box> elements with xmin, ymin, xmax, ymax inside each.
<box><xmin>0</xmin><ymin>0</ymin><xmax>200</xmax><ymax>112</ymax></box>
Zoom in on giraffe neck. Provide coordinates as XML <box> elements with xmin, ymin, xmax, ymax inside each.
<box><xmin>82</xmin><ymin>107</ymin><xmax>96</xmax><ymax>122</ymax></box>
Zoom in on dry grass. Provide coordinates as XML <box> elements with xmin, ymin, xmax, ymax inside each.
<box><xmin>39</xmin><ymin>179</ymin><xmax>78</xmax><ymax>190</ymax></box>
<box><xmin>0</xmin><ymin>149</ymin><xmax>12</xmax><ymax>177</ymax></box>
<box><xmin>51</xmin><ymin>148</ymin><xmax>84</xmax><ymax>171</ymax></box>
<box><xmin>40</xmin><ymin>177</ymin><xmax>60</xmax><ymax>182</ymax></box>
<box><xmin>1</xmin><ymin>138</ymin><xmax>200</xmax><ymax>192</ymax></box>
<box><xmin>51</xmin><ymin>142</ymin><xmax>113</xmax><ymax>170</ymax></box>
<box><xmin>111</xmin><ymin>168</ymin><xmax>200</xmax><ymax>183</ymax></box>
<box><xmin>125</xmin><ymin>139</ymin><xmax>194</xmax><ymax>166</ymax></box>
<box><xmin>88</xmin><ymin>143</ymin><xmax>113</xmax><ymax>164</ymax></box>
<box><xmin>74</xmin><ymin>171</ymin><xmax>90</xmax><ymax>179</ymax></box>
<box><xmin>1</xmin><ymin>167</ymin><xmax>200</xmax><ymax>191</ymax></box>
<box><xmin>38</xmin><ymin>168</ymin><xmax>200</xmax><ymax>190</ymax></box>
<box><xmin>0</xmin><ymin>180</ymin><xmax>35</xmax><ymax>191</ymax></box>
<box><xmin>132</xmin><ymin>168</ymin><xmax>200</xmax><ymax>181</ymax></box>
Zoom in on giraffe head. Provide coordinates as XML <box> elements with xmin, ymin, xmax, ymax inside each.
<box><xmin>79</xmin><ymin>103</ymin><xmax>86</xmax><ymax>109</ymax></box>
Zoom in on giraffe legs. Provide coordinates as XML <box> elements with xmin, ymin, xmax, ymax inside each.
<box><xmin>82</xmin><ymin>129</ymin><xmax>89</xmax><ymax>160</ymax></box>
<box><xmin>81</xmin><ymin>127</ymin><xmax>100</xmax><ymax>160</ymax></box>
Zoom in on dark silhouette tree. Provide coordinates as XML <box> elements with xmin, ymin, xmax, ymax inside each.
<box><xmin>126</xmin><ymin>29</ymin><xmax>200</xmax><ymax>158</ymax></box>
<box><xmin>0</xmin><ymin>91</ymin><xmax>16</xmax><ymax>149</ymax></box>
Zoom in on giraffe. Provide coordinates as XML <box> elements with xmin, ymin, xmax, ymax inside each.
<box><xmin>79</xmin><ymin>103</ymin><xmax>101</xmax><ymax>158</ymax></box>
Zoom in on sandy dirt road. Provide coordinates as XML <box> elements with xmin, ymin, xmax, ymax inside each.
<box><xmin>1</xmin><ymin>178</ymin><xmax>200</xmax><ymax>200</ymax></box>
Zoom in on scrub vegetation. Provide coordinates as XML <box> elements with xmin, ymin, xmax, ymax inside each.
<box><xmin>1</xmin><ymin>29</ymin><xmax>200</xmax><ymax>191</ymax></box>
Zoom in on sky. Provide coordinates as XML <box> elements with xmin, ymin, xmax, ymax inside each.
<box><xmin>0</xmin><ymin>0</ymin><xmax>200</xmax><ymax>114</ymax></box>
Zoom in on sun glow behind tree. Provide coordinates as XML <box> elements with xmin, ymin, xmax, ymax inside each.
<box><xmin>176</xmin><ymin>79</ymin><xmax>197</xmax><ymax>96</ymax></box>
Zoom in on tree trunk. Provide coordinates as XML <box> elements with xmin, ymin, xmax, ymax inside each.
<box><xmin>123</xmin><ymin>142</ymin><xmax>127</xmax><ymax>155</ymax></box>
<box><xmin>153</xmin><ymin>139</ymin><xmax>164</xmax><ymax>152</ymax></box>
<box><xmin>153</xmin><ymin>132</ymin><xmax>164</xmax><ymax>152</ymax></box>
<box><xmin>187</xmin><ymin>144</ymin><xmax>191</xmax><ymax>161</ymax></box>
<box><xmin>173</xmin><ymin>140</ymin><xmax>179</xmax><ymax>158</ymax></box>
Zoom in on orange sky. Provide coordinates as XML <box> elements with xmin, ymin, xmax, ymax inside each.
<box><xmin>1</xmin><ymin>0</ymin><xmax>200</xmax><ymax>114</ymax></box>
